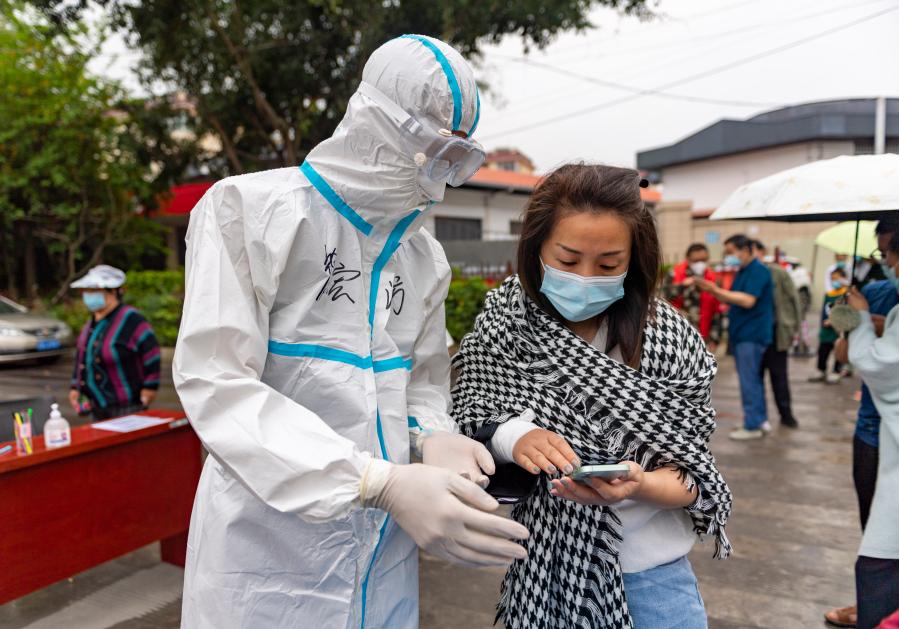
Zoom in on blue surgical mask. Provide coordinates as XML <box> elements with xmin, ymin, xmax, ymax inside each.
<box><xmin>831</xmin><ymin>279</ymin><xmax>845</xmax><ymax>290</ymax></box>
<box><xmin>82</xmin><ymin>291</ymin><xmax>106</xmax><ymax>312</ymax></box>
<box><xmin>724</xmin><ymin>254</ymin><xmax>741</xmax><ymax>267</ymax></box>
<box><xmin>540</xmin><ymin>261</ymin><xmax>626</xmax><ymax>322</ymax></box>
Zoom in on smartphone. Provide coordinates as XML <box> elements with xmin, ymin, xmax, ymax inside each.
<box><xmin>570</xmin><ymin>463</ymin><xmax>631</xmax><ymax>482</ymax></box>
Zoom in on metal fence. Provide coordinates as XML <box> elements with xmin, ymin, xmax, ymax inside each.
<box><xmin>440</xmin><ymin>239</ymin><xmax>518</xmax><ymax>280</ymax></box>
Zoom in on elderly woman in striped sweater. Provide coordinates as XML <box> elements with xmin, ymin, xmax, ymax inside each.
<box><xmin>68</xmin><ymin>265</ymin><xmax>161</xmax><ymax>420</ymax></box>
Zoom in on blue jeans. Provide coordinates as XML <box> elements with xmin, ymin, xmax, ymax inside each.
<box><xmin>733</xmin><ymin>341</ymin><xmax>768</xmax><ymax>430</ymax></box>
<box><xmin>623</xmin><ymin>556</ymin><xmax>707</xmax><ymax>629</ymax></box>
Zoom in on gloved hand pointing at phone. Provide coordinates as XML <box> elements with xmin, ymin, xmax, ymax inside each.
<box><xmin>419</xmin><ymin>430</ymin><xmax>496</xmax><ymax>488</ymax></box>
<box><xmin>362</xmin><ymin>460</ymin><xmax>529</xmax><ymax>567</ymax></box>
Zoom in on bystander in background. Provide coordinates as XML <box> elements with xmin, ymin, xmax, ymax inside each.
<box><xmin>811</xmin><ymin>267</ymin><xmax>849</xmax><ymax>384</ymax></box>
<box><xmin>696</xmin><ymin>234</ymin><xmax>774</xmax><ymax>440</ymax></box>
<box><xmin>825</xmin><ymin>253</ymin><xmax>850</xmax><ymax>292</ymax></box>
<box><xmin>662</xmin><ymin>243</ymin><xmax>723</xmax><ymax>351</ymax></box>
<box><xmin>753</xmin><ymin>240</ymin><xmax>802</xmax><ymax>429</ymax></box>
<box><xmin>68</xmin><ymin>265</ymin><xmax>161</xmax><ymax>420</ymax></box>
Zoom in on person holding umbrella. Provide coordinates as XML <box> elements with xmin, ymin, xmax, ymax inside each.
<box><xmin>840</xmin><ymin>231</ymin><xmax>899</xmax><ymax>629</ymax></box>
<box><xmin>825</xmin><ymin>218</ymin><xmax>899</xmax><ymax>629</ymax></box>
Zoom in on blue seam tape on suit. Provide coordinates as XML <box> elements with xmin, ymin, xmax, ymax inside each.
<box><xmin>291</xmin><ymin>164</ymin><xmax>416</xmax><ymax>627</ymax></box>
<box><xmin>373</xmin><ymin>356</ymin><xmax>414</xmax><ymax>372</ymax></box>
<box><xmin>368</xmin><ymin>209</ymin><xmax>422</xmax><ymax>331</ymax></box>
<box><xmin>267</xmin><ymin>341</ymin><xmax>412</xmax><ymax>372</ymax></box>
<box><xmin>375</xmin><ymin>410</ymin><xmax>389</xmax><ymax>460</ymax></box>
<box><xmin>470</xmin><ymin>89</ymin><xmax>481</xmax><ymax>136</ymax></box>
<box><xmin>268</xmin><ymin>341</ymin><xmax>372</xmax><ymax>368</ymax></box>
<box><xmin>401</xmin><ymin>35</ymin><xmax>463</xmax><ymax>131</ymax></box>
<box><xmin>300</xmin><ymin>161</ymin><xmax>374</xmax><ymax>236</ymax></box>
<box><xmin>360</xmin><ymin>516</ymin><xmax>390</xmax><ymax>628</ymax></box>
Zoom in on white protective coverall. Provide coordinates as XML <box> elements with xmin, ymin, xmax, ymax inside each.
<box><xmin>174</xmin><ymin>36</ymin><xmax>482</xmax><ymax>628</ymax></box>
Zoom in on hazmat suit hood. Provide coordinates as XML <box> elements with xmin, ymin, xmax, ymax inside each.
<box><xmin>304</xmin><ymin>35</ymin><xmax>481</xmax><ymax>231</ymax></box>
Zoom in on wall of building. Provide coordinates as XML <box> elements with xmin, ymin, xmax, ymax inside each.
<box><xmin>422</xmin><ymin>187</ymin><xmax>528</xmax><ymax>241</ymax></box>
<box><xmin>660</xmin><ymin>141</ymin><xmax>855</xmax><ymax>210</ymax></box>
<box><xmin>655</xmin><ymin>201</ymin><xmax>695</xmax><ymax>266</ymax></box>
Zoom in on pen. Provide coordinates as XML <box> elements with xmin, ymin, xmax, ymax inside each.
<box><xmin>14</xmin><ymin>412</ymin><xmax>32</xmax><ymax>455</ymax></box>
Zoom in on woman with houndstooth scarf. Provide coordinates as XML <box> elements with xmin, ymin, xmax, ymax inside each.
<box><xmin>452</xmin><ymin>163</ymin><xmax>732</xmax><ymax>629</ymax></box>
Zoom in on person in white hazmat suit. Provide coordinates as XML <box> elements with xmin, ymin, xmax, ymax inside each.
<box><xmin>172</xmin><ymin>34</ymin><xmax>530</xmax><ymax>629</ymax></box>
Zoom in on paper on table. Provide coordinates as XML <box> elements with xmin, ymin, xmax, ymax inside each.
<box><xmin>92</xmin><ymin>415</ymin><xmax>172</xmax><ymax>433</ymax></box>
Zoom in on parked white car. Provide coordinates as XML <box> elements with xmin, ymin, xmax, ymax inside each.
<box><xmin>0</xmin><ymin>296</ymin><xmax>74</xmax><ymax>364</ymax></box>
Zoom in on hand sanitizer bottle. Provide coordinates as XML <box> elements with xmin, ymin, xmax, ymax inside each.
<box><xmin>44</xmin><ymin>403</ymin><xmax>71</xmax><ymax>449</ymax></box>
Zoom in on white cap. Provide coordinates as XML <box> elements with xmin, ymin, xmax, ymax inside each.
<box><xmin>50</xmin><ymin>403</ymin><xmax>61</xmax><ymax>419</ymax></box>
<box><xmin>70</xmin><ymin>265</ymin><xmax>126</xmax><ymax>289</ymax></box>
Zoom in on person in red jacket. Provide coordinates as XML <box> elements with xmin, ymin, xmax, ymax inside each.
<box><xmin>662</xmin><ymin>243</ymin><xmax>724</xmax><ymax>351</ymax></box>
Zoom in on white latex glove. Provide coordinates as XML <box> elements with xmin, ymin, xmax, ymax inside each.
<box><xmin>420</xmin><ymin>431</ymin><xmax>495</xmax><ymax>488</ymax></box>
<box><xmin>361</xmin><ymin>460</ymin><xmax>529</xmax><ymax>567</ymax></box>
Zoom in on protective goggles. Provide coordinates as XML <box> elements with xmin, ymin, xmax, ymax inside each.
<box><xmin>358</xmin><ymin>81</ymin><xmax>485</xmax><ymax>187</ymax></box>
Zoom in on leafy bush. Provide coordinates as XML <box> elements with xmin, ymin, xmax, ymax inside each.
<box><xmin>445</xmin><ymin>276</ymin><xmax>491</xmax><ymax>344</ymax></box>
<box><xmin>48</xmin><ymin>300</ymin><xmax>90</xmax><ymax>334</ymax></box>
<box><xmin>124</xmin><ymin>270</ymin><xmax>185</xmax><ymax>346</ymax></box>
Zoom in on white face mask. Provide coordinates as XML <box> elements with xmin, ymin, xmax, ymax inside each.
<box><xmin>689</xmin><ymin>261</ymin><xmax>708</xmax><ymax>276</ymax></box>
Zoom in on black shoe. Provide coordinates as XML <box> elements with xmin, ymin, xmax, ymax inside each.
<box><xmin>781</xmin><ymin>416</ymin><xmax>799</xmax><ymax>429</ymax></box>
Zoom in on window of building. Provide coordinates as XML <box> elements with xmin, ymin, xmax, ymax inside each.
<box><xmin>498</xmin><ymin>162</ymin><xmax>516</xmax><ymax>171</ymax></box>
<box><xmin>434</xmin><ymin>216</ymin><xmax>482</xmax><ymax>241</ymax></box>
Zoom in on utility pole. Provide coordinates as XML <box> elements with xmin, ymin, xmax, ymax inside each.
<box><xmin>875</xmin><ymin>96</ymin><xmax>886</xmax><ymax>155</ymax></box>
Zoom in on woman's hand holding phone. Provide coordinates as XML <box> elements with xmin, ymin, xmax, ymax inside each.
<box><xmin>550</xmin><ymin>461</ymin><xmax>645</xmax><ymax>506</ymax></box>
<box><xmin>512</xmin><ymin>428</ymin><xmax>580</xmax><ymax>476</ymax></box>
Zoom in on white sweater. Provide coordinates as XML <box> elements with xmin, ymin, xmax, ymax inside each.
<box><xmin>488</xmin><ymin>322</ymin><xmax>697</xmax><ymax>573</ymax></box>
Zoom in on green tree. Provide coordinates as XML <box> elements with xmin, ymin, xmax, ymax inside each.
<box><xmin>34</xmin><ymin>0</ymin><xmax>651</xmax><ymax>175</ymax></box>
<box><xmin>0</xmin><ymin>5</ymin><xmax>194</xmax><ymax>302</ymax></box>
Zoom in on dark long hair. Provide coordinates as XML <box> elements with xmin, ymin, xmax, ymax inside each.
<box><xmin>516</xmin><ymin>163</ymin><xmax>660</xmax><ymax>368</ymax></box>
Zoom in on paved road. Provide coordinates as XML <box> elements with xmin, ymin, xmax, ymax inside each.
<box><xmin>0</xmin><ymin>349</ymin><xmax>861</xmax><ymax>628</ymax></box>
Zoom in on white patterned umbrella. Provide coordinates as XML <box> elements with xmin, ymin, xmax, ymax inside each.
<box><xmin>710</xmin><ymin>153</ymin><xmax>899</xmax><ymax>223</ymax></box>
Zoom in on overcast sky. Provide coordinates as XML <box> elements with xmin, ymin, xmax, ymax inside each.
<box><xmin>90</xmin><ymin>0</ymin><xmax>899</xmax><ymax>172</ymax></box>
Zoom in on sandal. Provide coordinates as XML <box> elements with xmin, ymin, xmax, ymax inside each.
<box><xmin>824</xmin><ymin>605</ymin><xmax>857</xmax><ymax>628</ymax></box>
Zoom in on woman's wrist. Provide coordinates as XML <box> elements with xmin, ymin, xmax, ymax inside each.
<box><xmin>632</xmin><ymin>468</ymin><xmax>658</xmax><ymax>503</ymax></box>
<box><xmin>491</xmin><ymin>419</ymin><xmax>539</xmax><ymax>465</ymax></box>
<box><xmin>633</xmin><ymin>468</ymin><xmax>696</xmax><ymax>509</ymax></box>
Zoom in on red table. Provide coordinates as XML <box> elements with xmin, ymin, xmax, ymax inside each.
<box><xmin>0</xmin><ymin>409</ymin><xmax>202</xmax><ymax>604</ymax></box>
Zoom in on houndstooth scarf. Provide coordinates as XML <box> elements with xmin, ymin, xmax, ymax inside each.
<box><xmin>451</xmin><ymin>276</ymin><xmax>732</xmax><ymax>629</ymax></box>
